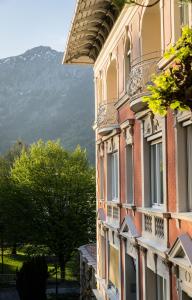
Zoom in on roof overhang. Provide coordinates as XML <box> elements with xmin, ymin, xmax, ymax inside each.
<box><xmin>63</xmin><ymin>0</ymin><xmax>122</xmax><ymax>65</ymax></box>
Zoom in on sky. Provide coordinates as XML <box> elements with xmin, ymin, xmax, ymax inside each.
<box><xmin>0</xmin><ymin>0</ymin><xmax>76</xmax><ymax>59</ymax></box>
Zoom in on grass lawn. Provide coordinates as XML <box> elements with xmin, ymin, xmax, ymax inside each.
<box><xmin>0</xmin><ymin>249</ymin><xmax>78</xmax><ymax>282</ymax></box>
<box><xmin>0</xmin><ymin>251</ymin><xmax>26</xmax><ymax>274</ymax></box>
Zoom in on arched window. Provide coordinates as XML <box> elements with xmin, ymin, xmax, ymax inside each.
<box><xmin>106</xmin><ymin>59</ymin><xmax>118</xmax><ymax>102</ymax></box>
<box><xmin>141</xmin><ymin>2</ymin><xmax>161</xmax><ymax>59</ymax></box>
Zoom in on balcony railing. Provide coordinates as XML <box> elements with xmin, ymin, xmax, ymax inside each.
<box><xmin>127</xmin><ymin>53</ymin><xmax>161</xmax><ymax>112</ymax></box>
<box><xmin>143</xmin><ymin>213</ymin><xmax>165</xmax><ymax>241</ymax></box>
<box><xmin>97</xmin><ymin>100</ymin><xmax>119</xmax><ymax>136</ymax></box>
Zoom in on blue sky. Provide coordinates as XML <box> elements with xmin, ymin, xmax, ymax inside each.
<box><xmin>0</xmin><ymin>0</ymin><xmax>76</xmax><ymax>58</ymax></box>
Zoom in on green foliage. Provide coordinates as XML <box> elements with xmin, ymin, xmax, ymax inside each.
<box><xmin>11</xmin><ymin>140</ymin><xmax>96</xmax><ymax>279</ymax></box>
<box><xmin>143</xmin><ymin>26</ymin><xmax>192</xmax><ymax>115</ymax></box>
<box><xmin>0</xmin><ymin>141</ymin><xmax>33</xmax><ymax>246</ymax></box>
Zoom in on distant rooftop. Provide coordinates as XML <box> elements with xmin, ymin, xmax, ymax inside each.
<box><xmin>63</xmin><ymin>0</ymin><xmax>121</xmax><ymax>64</ymax></box>
<box><xmin>79</xmin><ymin>243</ymin><xmax>97</xmax><ymax>270</ymax></box>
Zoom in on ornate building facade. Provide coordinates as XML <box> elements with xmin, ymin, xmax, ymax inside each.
<box><xmin>64</xmin><ymin>0</ymin><xmax>192</xmax><ymax>299</ymax></box>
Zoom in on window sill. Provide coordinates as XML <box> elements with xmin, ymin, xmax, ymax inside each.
<box><xmin>99</xmin><ymin>199</ymin><xmax>105</xmax><ymax>203</ymax></box>
<box><xmin>122</xmin><ymin>203</ymin><xmax>136</xmax><ymax>211</ymax></box>
<box><xmin>137</xmin><ymin>207</ymin><xmax>171</xmax><ymax>218</ymax></box>
<box><xmin>107</xmin><ymin>201</ymin><xmax>121</xmax><ymax>207</ymax></box>
<box><xmin>171</xmin><ymin>212</ymin><xmax>192</xmax><ymax>222</ymax></box>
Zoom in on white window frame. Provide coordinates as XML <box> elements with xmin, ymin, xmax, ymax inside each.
<box><xmin>99</xmin><ymin>156</ymin><xmax>105</xmax><ymax>201</ymax></box>
<box><xmin>150</xmin><ymin>139</ymin><xmax>163</xmax><ymax>208</ymax></box>
<box><xmin>107</xmin><ymin>151</ymin><xmax>119</xmax><ymax>202</ymax></box>
<box><xmin>157</xmin><ymin>274</ymin><xmax>167</xmax><ymax>300</ymax></box>
<box><xmin>125</xmin><ymin>144</ymin><xmax>134</xmax><ymax>204</ymax></box>
<box><xmin>187</xmin><ymin>125</ymin><xmax>192</xmax><ymax>211</ymax></box>
<box><xmin>175</xmin><ymin>118</ymin><xmax>192</xmax><ymax>212</ymax></box>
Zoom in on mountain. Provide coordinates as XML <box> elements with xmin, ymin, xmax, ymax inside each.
<box><xmin>0</xmin><ymin>46</ymin><xmax>95</xmax><ymax>163</ymax></box>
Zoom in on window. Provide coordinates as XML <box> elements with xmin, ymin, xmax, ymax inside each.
<box><xmin>146</xmin><ymin>269</ymin><xmax>167</xmax><ymax>300</ymax></box>
<box><xmin>180</xmin><ymin>2</ymin><xmax>189</xmax><ymax>27</ymax></box>
<box><xmin>187</xmin><ymin>125</ymin><xmax>192</xmax><ymax>211</ymax></box>
<box><xmin>108</xmin><ymin>152</ymin><xmax>119</xmax><ymax>201</ymax></box>
<box><xmin>175</xmin><ymin>117</ymin><xmax>192</xmax><ymax>212</ymax></box>
<box><xmin>157</xmin><ymin>275</ymin><xmax>167</xmax><ymax>300</ymax></box>
<box><xmin>150</xmin><ymin>140</ymin><xmax>163</xmax><ymax>206</ymax></box>
<box><xmin>126</xmin><ymin>145</ymin><xmax>134</xmax><ymax>204</ymax></box>
<box><xmin>109</xmin><ymin>245</ymin><xmax>120</xmax><ymax>290</ymax></box>
<box><xmin>100</xmin><ymin>157</ymin><xmax>104</xmax><ymax>200</ymax></box>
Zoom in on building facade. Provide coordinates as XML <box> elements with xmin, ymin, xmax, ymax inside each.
<box><xmin>64</xmin><ymin>0</ymin><xmax>192</xmax><ymax>299</ymax></box>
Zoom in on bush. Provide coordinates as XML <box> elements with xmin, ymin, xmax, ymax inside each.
<box><xmin>16</xmin><ymin>256</ymin><xmax>48</xmax><ymax>300</ymax></box>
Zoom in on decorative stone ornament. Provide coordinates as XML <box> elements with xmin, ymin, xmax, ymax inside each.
<box><xmin>98</xmin><ymin>142</ymin><xmax>104</xmax><ymax>157</ymax></box>
<box><xmin>143</xmin><ymin>113</ymin><xmax>153</xmax><ymax>137</ymax></box>
<box><xmin>124</xmin><ymin>125</ymin><xmax>134</xmax><ymax>145</ymax></box>
<box><xmin>153</xmin><ymin>115</ymin><xmax>162</xmax><ymax>133</ymax></box>
<box><xmin>143</xmin><ymin>113</ymin><xmax>162</xmax><ymax>138</ymax></box>
<box><xmin>121</xmin><ymin>119</ymin><xmax>135</xmax><ymax>145</ymax></box>
<box><xmin>107</xmin><ymin>138</ymin><xmax>113</xmax><ymax>153</ymax></box>
<box><xmin>106</xmin><ymin>136</ymin><xmax>119</xmax><ymax>153</ymax></box>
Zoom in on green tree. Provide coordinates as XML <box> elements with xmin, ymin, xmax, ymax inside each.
<box><xmin>0</xmin><ymin>141</ymin><xmax>32</xmax><ymax>255</ymax></box>
<box><xmin>11</xmin><ymin>140</ymin><xmax>96</xmax><ymax>279</ymax></box>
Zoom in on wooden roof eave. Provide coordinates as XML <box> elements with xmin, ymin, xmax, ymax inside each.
<box><xmin>63</xmin><ymin>0</ymin><xmax>121</xmax><ymax>65</ymax></box>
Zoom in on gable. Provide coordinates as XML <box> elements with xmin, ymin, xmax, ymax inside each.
<box><xmin>168</xmin><ymin>234</ymin><xmax>192</xmax><ymax>268</ymax></box>
<box><xmin>120</xmin><ymin>216</ymin><xmax>140</xmax><ymax>239</ymax></box>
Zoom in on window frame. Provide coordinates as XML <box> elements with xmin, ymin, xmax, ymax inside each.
<box><xmin>125</xmin><ymin>144</ymin><xmax>134</xmax><ymax>205</ymax></box>
<box><xmin>107</xmin><ymin>150</ymin><xmax>119</xmax><ymax>202</ymax></box>
<box><xmin>150</xmin><ymin>139</ymin><xmax>163</xmax><ymax>208</ymax></box>
<box><xmin>179</xmin><ymin>1</ymin><xmax>189</xmax><ymax>27</ymax></box>
<box><xmin>187</xmin><ymin>125</ymin><xmax>192</xmax><ymax>212</ymax></box>
<box><xmin>175</xmin><ymin>115</ymin><xmax>192</xmax><ymax>213</ymax></box>
<box><xmin>99</xmin><ymin>156</ymin><xmax>105</xmax><ymax>201</ymax></box>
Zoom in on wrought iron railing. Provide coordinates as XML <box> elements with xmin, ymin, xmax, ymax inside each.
<box><xmin>97</xmin><ymin>100</ymin><xmax>118</xmax><ymax>129</ymax></box>
<box><xmin>127</xmin><ymin>54</ymin><xmax>161</xmax><ymax>98</ymax></box>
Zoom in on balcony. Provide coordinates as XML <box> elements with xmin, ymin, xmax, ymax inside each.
<box><xmin>97</xmin><ymin>101</ymin><xmax>119</xmax><ymax>136</ymax></box>
<box><xmin>127</xmin><ymin>54</ymin><xmax>161</xmax><ymax>113</ymax></box>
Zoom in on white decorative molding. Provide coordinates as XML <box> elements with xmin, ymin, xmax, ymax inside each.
<box><xmin>153</xmin><ymin>115</ymin><xmax>163</xmax><ymax>133</ymax></box>
<box><xmin>98</xmin><ymin>142</ymin><xmax>104</xmax><ymax>158</ymax></box>
<box><xmin>177</xmin><ymin>110</ymin><xmax>192</xmax><ymax>124</ymax></box>
<box><xmin>107</xmin><ymin>138</ymin><xmax>113</xmax><ymax>154</ymax></box>
<box><xmin>143</xmin><ymin>113</ymin><xmax>163</xmax><ymax>138</ymax></box>
<box><xmin>143</xmin><ymin>113</ymin><xmax>153</xmax><ymax>137</ymax></box>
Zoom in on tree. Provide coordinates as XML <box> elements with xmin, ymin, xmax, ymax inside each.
<box><xmin>0</xmin><ymin>141</ymin><xmax>33</xmax><ymax>254</ymax></box>
<box><xmin>11</xmin><ymin>140</ymin><xmax>96</xmax><ymax>279</ymax></box>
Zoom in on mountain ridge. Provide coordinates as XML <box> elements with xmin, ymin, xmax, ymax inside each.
<box><xmin>0</xmin><ymin>46</ymin><xmax>95</xmax><ymax>163</ymax></box>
